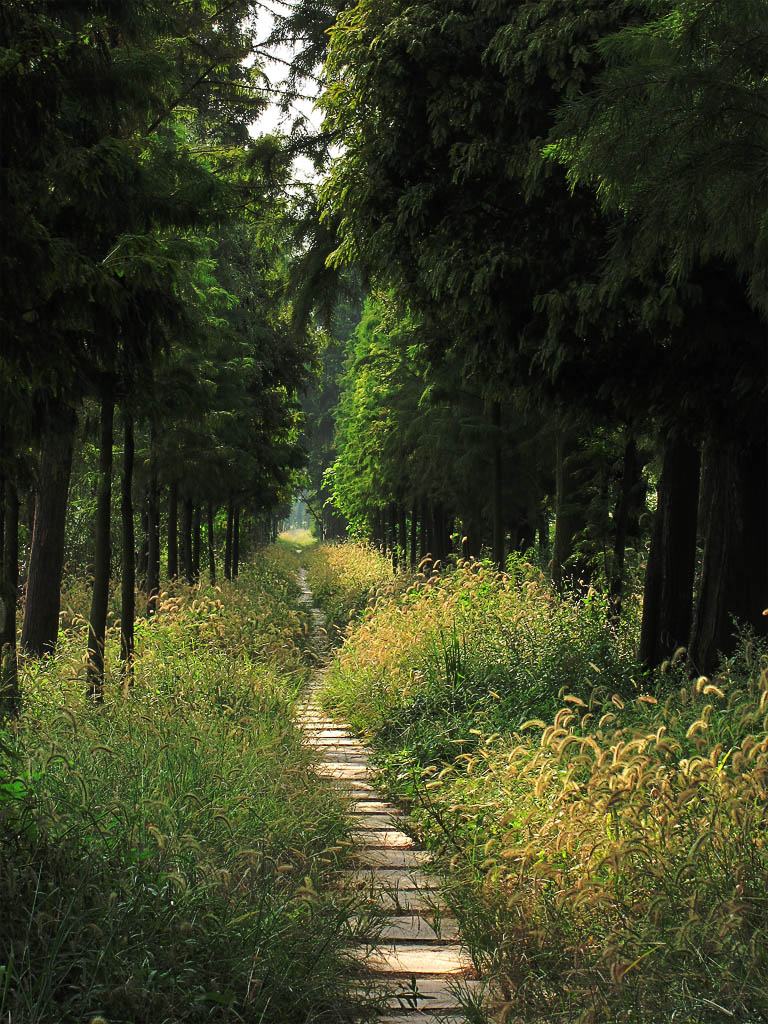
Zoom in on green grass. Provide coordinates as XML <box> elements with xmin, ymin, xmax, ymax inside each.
<box><xmin>0</xmin><ymin>545</ymin><xmax>381</xmax><ymax>1023</ymax></box>
<box><xmin>310</xmin><ymin>542</ymin><xmax>768</xmax><ymax>1024</ymax></box>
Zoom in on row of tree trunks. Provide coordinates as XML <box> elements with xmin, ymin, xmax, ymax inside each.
<box><xmin>0</xmin><ymin>429</ymin><xmax>20</xmax><ymax>717</ymax></box>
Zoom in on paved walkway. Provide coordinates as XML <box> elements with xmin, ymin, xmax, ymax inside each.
<box><xmin>295</xmin><ymin>569</ymin><xmax>481</xmax><ymax>1022</ymax></box>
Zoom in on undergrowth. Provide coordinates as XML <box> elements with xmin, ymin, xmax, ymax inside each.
<box><xmin>0</xmin><ymin>545</ymin><xmax>380</xmax><ymax>1023</ymax></box>
<box><xmin>313</xmin><ymin>543</ymin><xmax>768</xmax><ymax>1023</ymax></box>
<box><xmin>304</xmin><ymin>541</ymin><xmax>402</xmax><ymax>640</ymax></box>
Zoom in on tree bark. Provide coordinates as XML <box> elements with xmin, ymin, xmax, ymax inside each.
<box><xmin>21</xmin><ymin>402</ymin><xmax>76</xmax><ymax>656</ymax></box>
<box><xmin>224</xmin><ymin>501</ymin><xmax>233</xmax><ymax>581</ymax></box>
<box><xmin>87</xmin><ymin>390</ymin><xmax>114</xmax><ymax>700</ymax></box>
<box><xmin>207</xmin><ymin>502</ymin><xmax>216</xmax><ymax>585</ymax></box>
<box><xmin>398</xmin><ymin>506</ymin><xmax>407</xmax><ymax>571</ymax></box>
<box><xmin>419</xmin><ymin>500</ymin><xmax>427</xmax><ymax>560</ymax></box>
<box><xmin>120</xmin><ymin>411</ymin><xmax>135</xmax><ymax>682</ymax></box>
<box><xmin>638</xmin><ymin>436</ymin><xmax>700</xmax><ymax>669</ymax></box>
<box><xmin>0</xmin><ymin>466</ymin><xmax>20</xmax><ymax>718</ymax></box>
<box><xmin>491</xmin><ymin>401</ymin><xmax>505</xmax><ymax>568</ymax></box>
<box><xmin>167</xmin><ymin>480</ymin><xmax>178</xmax><ymax>580</ymax></box>
<box><xmin>689</xmin><ymin>435</ymin><xmax>768</xmax><ymax>673</ymax></box>
<box><xmin>609</xmin><ymin>436</ymin><xmax>641</xmax><ymax>617</ymax></box>
<box><xmin>410</xmin><ymin>505</ymin><xmax>418</xmax><ymax>568</ymax></box>
<box><xmin>232</xmin><ymin>506</ymin><xmax>240</xmax><ymax>578</ymax></box>
<box><xmin>146</xmin><ymin>456</ymin><xmax>160</xmax><ymax>616</ymax></box>
<box><xmin>181</xmin><ymin>496</ymin><xmax>193</xmax><ymax>583</ymax></box>
<box><xmin>192</xmin><ymin>504</ymin><xmax>201</xmax><ymax>582</ymax></box>
<box><xmin>553</xmin><ymin>431</ymin><xmax>586</xmax><ymax>593</ymax></box>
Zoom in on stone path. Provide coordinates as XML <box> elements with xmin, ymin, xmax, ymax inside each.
<box><xmin>295</xmin><ymin>569</ymin><xmax>481</xmax><ymax>1022</ymax></box>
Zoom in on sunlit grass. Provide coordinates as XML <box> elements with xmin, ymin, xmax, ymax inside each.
<box><xmin>278</xmin><ymin>527</ymin><xmax>317</xmax><ymax>548</ymax></box>
<box><xmin>312</xmin><ymin>543</ymin><xmax>768</xmax><ymax>1023</ymax></box>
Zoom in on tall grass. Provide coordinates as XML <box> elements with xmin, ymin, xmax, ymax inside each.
<box><xmin>314</xmin><ymin>544</ymin><xmax>768</xmax><ymax>1023</ymax></box>
<box><xmin>303</xmin><ymin>541</ymin><xmax>402</xmax><ymax>640</ymax></box>
<box><xmin>1</xmin><ymin>545</ymin><xmax>380</xmax><ymax>1023</ymax></box>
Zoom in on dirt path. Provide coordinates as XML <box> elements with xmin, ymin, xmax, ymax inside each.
<box><xmin>296</xmin><ymin>569</ymin><xmax>482</xmax><ymax>1022</ymax></box>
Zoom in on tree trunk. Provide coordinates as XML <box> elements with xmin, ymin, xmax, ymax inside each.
<box><xmin>491</xmin><ymin>401</ymin><xmax>504</xmax><ymax>568</ymax></box>
<box><xmin>224</xmin><ymin>501</ymin><xmax>233</xmax><ymax>581</ymax></box>
<box><xmin>689</xmin><ymin>435</ymin><xmax>768</xmax><ymax>673</ymax></box>
<box><xmin>419</xmin><ymin>501</ymin><xmax>427</xmax><ymax>560</ymax></box>
<box><xmin>146</xmin><ymin>467</ymin><xmax>160</xmax><ymax>616</ymax></box>
<box><xmin>207</xmin><ymin>502</ymin><xmax>216</xmax><ymax>585</ymax></box>
<box><xmin>553</xmin><ymin>431</ymin><xmax>585</xmax><ymax>593</ymax></box>
<box><xmin>232</xmin><ymin>506</ymin><xmax>240</xmax><ymax>578</ymax></box>
<box><xmin>138</xmin><ymin>502</ymin><xmax>149</xmax><ymax>590</ymax></box>
<box><xmin>120</xmin><ymin>411</ymin><xmax>135</xmax><ymax>682</ymax></box>
<box><xmin>609</xmin><ymin>436</ymin><xmax>641</xmax><ymax>617</ymax></box>
<box><xmin>167</xmin><ymin>480</ymin><xmax>178</xmax><ymax>580</ymax></box>
<box><xmin>180</xmin><ymin>497</ymin><xmax>193</xmax><ymax>583</ymax></box>
<box><xmin>21</xmin><ymin>402</ymin><xmax>76</xmax><ymax>656</ymax></box>
<box><xmin>389</xmin><ymin>503</ymin><xmax>398</xmax><ymax>571</ymax></box>
<box><xmin>398</xmin><ymin>506</ymin><xmax>407</xmax><ymax>570</ymax></box>
<box><xmin>410</xmin><ymin>505</ymin><xmax>418</xmax><ymax>568</ymax></box>
<box><xmin>638</xmin><ymin>436</ymin><xmax>700</xmax><ymax>669</ymax></box>
<box><xmin>192</xmin><ymin>504</ymin><xmax>201</xmax><ymax>581</ymax></box>
<box><xmin>0</xmin><ymin>465</ymin><xmax>20</xmax><ymax>718</ymax></box>
<box><xmin>87</xmin><ymin>390</ymin><xmax>114</xmax><ymax>700</ymax></box>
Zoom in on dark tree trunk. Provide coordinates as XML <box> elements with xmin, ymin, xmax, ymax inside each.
<box><xmin>167</xmin><ymin>480</ymin><xmax>178</xmax><ymax>580</ymax></box>
<box><xmin>638</xmin><ymin>436</ymin><xmax>700</xmax><ymax>669</ymax></box>
<box><xmin>389</xmin><ymin>503</ymin><xmax>398</xmax><ymax>571</ymax></box>
<box><xmin>138</xmin><ymin>502</ymin><xmax>149</xmax><ymax>590</ymax></box>
<box><xmin>432</xmin><ymin>504</ymin><xmax>446</xmax><ymax>563</ymax></box>
<box><xmin>410</xmin><ymin>505</ymin><xmax>418</xmax><ymax>568</ymax></box>
<box><xmin>192</xmin><ymin>505</ymin><xmax>201</xmax><ymax>581</ymax></box>
<box><xmin>232</xmin><ymin>507</ymin><xmax>240</xmax><ymax>578</ymax></box>
<box><xmin>207</xmin><ymin>502</ymin><xmax>216</xmax><ymax>585</ymax></box>
<box><xmin>181</xmin><ymin>497</ymin><xmax>193</xmax><ymax>583</ymax></box>
<box><xmin>553</xmin><ymin>431</ymin><xmax>586</xmax><ymax>593</ymax></box>
<box><xmin>146</xmin><ymin>466</ymin><xmax>160</xmax><ymax>616</ymax></box>
<box><xmin>224</xmin><ymin>501</ymin><xmax>233</xmax><ymax>581</ymax></box>
<box><xmin>120</xmin><ymin>412</ymin><xmax>135</xmax><ymax>682</ymax></box>
<box><xmin>419</xmin><ymin>501</ymin><xmax>427</xmax><ymax>560</ymax></box>
<box><xmin>689</xmin><ymin>436</ymin><xmax>768</xmax><ymax>673</ymax></box>
<box><xmin>491</xmin><ymin>402</ymin><xmax>504</xmax><ymax>568</ymax></box>
<box><xmin>609</xmin><ymin>436</ymin><xmax>641</xmax><ymax>617</ymax></box>
<box><xmin>398</xmin><ymin>506</ymin><xmax>407</xmax><ymax>570</ymax></box>
<box><xmin>87</xmin><ymin>390</ymin><xmax>114</xmax><ymax>700</ymax></box>
<box><xmin>0</xmin><ymin>465</ymin><xmax>20</xmax><ymax>718</ymax></box>
<box><xmin>21</xmin><ymin>402</ymin><xmax>76</xmax><ymax>656</ymax></box>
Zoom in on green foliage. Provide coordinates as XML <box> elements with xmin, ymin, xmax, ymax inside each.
<box><xmin>1</xmin><ymin>549</ymin><xmax>380</xmax><ymax>1022</ymax></box>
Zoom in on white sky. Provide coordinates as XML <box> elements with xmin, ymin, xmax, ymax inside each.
<box><xmin>248</xmin><ymin>7</ymin><xmax>325</xmax><ymax>185</ymax></box>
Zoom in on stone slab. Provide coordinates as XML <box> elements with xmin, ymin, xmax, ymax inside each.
<box><xmin>352</xmin><ymin>829</ymin><xmax>415</xmax><ymax>847</ymax></box>
<box><xmin>356</xmin><ymin>943</ymin><xmax>468</xmax><ymax>975</ymax></box>
<box><xmin>356</xmin><ymin>848</ymin><xmax>430</xmax><ymax>869</ymax></box>
<box><xmin>376</xmin><ymin>915</ymin><xmax>460</xmax><ymax>942</ymax></box>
